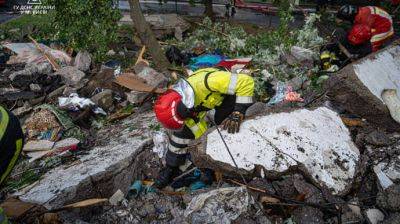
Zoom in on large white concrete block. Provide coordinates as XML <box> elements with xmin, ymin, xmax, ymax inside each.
<box><xmin>16</xmin><ymin>112</ymin><xmax>157</xmax><ymax>210</ymax></box>
<box><xmin>206</xmin><ymin>107</ymin><xmax>360</xmax><ymax>195</ymax></box>
<box><xmin>326</xmin><ymin>44</ymin><xmax>400</xmax><ymax>131</ymax></box>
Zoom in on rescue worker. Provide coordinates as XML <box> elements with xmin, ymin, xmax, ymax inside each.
<box><xmin>153</xmin><ymin>68</ymin><xmax>254</xmax><ymax>188</ymax></box>
<box><xmin>337</xmin><ymin>4</ymin><xmax>394</xmax><ymax>53</ymax></box>
<box><xmin>0</xmin><ymin>105</ymin><xmax>24</xmax><ymax>224</ymax></box>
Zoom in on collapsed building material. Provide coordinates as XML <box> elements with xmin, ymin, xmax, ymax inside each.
<box><xmin>73</xmin><ymin>51</ymin><xmax>91</xmax><ymax>72</ymax></box>
<box><xmin>15</xmin><ymin>112</ymin><xmax>157</xmax><ymax>210</ymax></box>
<box><xmin>325</xmin><ymin>44</ymin><xmax>400</xmax><ymax>131</ymax></box>
<box><xmin>184</xmin><ymin>187</ymin><xmax>253</xmax><ymax>224</ymax></box>
<box><xmin>201</xmin><ymin>107</ymin><xmax>360</xmax><ymax>195</ymax></box>
<box><xmin>2</xmin><ymin>43</ymin><xmax>71</xmax><ymax>66</ymax></box>
<box><xmin>54</xmin><ymin>66</ymin><xmax>86</xmax><ymax>87</ymax></box>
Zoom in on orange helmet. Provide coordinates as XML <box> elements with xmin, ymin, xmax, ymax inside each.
<box><xmin>348</xmin><ymin>24</ymin><xmax>372</xmax><ymax>45</ymax></box>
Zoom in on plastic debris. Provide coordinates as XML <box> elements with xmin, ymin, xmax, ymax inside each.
<box><xmin>184</xmin><ymin>186</ymin><xmax>253</xmax><ymax>224</ymax></box>
<box><xmin>189</xmin><ymin>54</ymin><xmax>225</xmax><ymax>70</ymax></box>
<box><xmin>215</xmin><ymin>57</ymin><xmax>252</xmax><ymax>73</ymax></box>
<box><xmin>58</xmin><ymin>93</ymin><xmax>106</xmax><ymax>115</ymax></box>
<box><xmin>267</xmin><ymin>82</ymin><xmax>304</xmax><ymax>106</ymax></box>
<box><xmin>152</xmin><ymin>131</ymin><xmax>169</xmax><ymax>159</ymax></box>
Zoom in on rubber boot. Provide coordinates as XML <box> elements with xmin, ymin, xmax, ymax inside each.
<box><xmin>154</xmin><ymin>166</ymin><xmax>180</xmax><ymax>189</ymax></box>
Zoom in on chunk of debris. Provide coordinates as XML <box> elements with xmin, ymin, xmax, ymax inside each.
<box><xmin>364</xmin><ymin>209</ymin><xmax>385</xmax><ymax>224</ymax></box>
<box><xmin>15</xmin><ymin>112</ymin><xmax>157</xmax><ymax>209</ymax></box>
<box><xmin>325</xmin><ymin>44</ymin><xmax>400</xmax><ymax>131</ymax></box>
<box><xmin>374</xmin><ymin>158</ymin><xmax>400</xmax><ymax>190</ymax></box>
<box><xmin>184</xmin><ymin>187</ymin><xmax>253</xmax><ymax>224</ymax></box>
<box><xmin>203</xmin><ymin>107</ymin><xmax>360</xmax><ymax>195</ymax></box>
<box><xmin>3</xmin><ymin>42</ymin><xmax>71</xmax><ymax>65</ymax></box>
<box><xmin>55</xmin><ymin>66</ymin><xmax>86</xmax><ymax>87</ymax></box>
<box><xmin>377</xmin><ymin>184</ymin><xmax>400</xmax><ymax>212</ymax></box>
<box><xmin>91</xmin><ymin>89</ymin><xmax>114</xmax><ymax>110</ymax></box>
<box><xmin>73</xmin><ymin>51</ymin><xmax>91</xmax><ymax>72</ymax></box>
<box><xmin>109</xmin><ymin>189</ymin><xmax>125</xmax><ymax>206</ymax></box>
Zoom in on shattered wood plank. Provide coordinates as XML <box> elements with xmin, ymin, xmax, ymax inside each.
<box><xmin>28</xmin><ymin>36</ymin><xmax>61</xmax><ymax>71</ymax></box>
<box><xmin>114</xmin><ymin>74</ymin><xmax>165</xmax><ymax>94</ymax></box>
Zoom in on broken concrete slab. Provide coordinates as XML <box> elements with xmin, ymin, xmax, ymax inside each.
<box><xmin>16</xmin><ymin>112</ymin><xmax>158</xmax><ymax>210</ymax></box>
<box><xmin>55</xmin><ymin>66</ymin><xmax>86</xmax><ymax>87</ymax></box>
<box><xmin>184</xmin><ymin>187</ymin><xmax>253</xmax><ymax>224</ymax></box>
<box><xmin>325</xmin><ymin>44</ymin><xmax>400</xmax><ymax>131</ymax></box>
<box><xmin>91</xmin><ymin>89</ymin><xmax>113</xmax><ymax>110</ymax></box>
<box><xmin>377</xmin><ymin>184</ymin><xmax>400</xmax><ymax>212</ymax></box>
<box><xmin>364</xmin><ymin>209</ymin><xmax>385</xmax><ymax>224</ymax></box>
<box><xmin>203</xmin><ymin>107</ymin><xmax>360</xmax><ymax>195</ymax></box>
<box><xmin>133</xmin><ymin>64</ymin><xmax>168</xmax><ymax>88</ymax></box>
<box><xmin>374</xmin><ymin>155</ymin><xmax>400</xmax><ymax>190</ymax></box>
<box><xmin>73</xmin><ymin>51</ymin><xmax>91</xmax><ymax>72</ymax></box>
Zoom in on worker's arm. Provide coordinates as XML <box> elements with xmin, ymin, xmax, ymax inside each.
<box><xmin>207</xmin><ymin>71</ymin><xmax>255</xmax><ymax>133</ymax></box>
<box><xmin>207</xmin><ymin>71</ymin><xmax>255</xmax><ymax>114</ymax></box>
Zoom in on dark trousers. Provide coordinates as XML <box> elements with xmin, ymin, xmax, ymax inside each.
<box><xmin>166</xmin><ymin>95</ymin><xmax>236</xmax><ymax>167</ymax></box>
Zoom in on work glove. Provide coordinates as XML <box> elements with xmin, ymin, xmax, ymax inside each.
<box><xmin>221</xmin><ymin>111</ymin><xmax>244</xmax><ymax>134</ymax></box>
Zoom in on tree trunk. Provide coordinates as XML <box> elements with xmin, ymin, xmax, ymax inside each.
<box><xmin>204</xmin><ymin>0</ymin><xmax>214</xmax><ymax>20</ymax></box>
<box><xmin>128</xmin><ymin>0</ymin><xmax>171</xmax><ymax>72</ymax></box>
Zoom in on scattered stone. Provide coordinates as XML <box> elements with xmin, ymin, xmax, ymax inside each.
<box><xmin>133</xmin><ymin>64</ymin><xmax>168</xmax><ymax>88</ymax></box>
<box><xmin>126</xmin><ymin>91</ymin><xmax>147</xmax><ymax>104</ymax></box>
<box><xmin>365</xmin><ymin>130</ymin><xmax>392</xmax><ymax>147</ymax></box>
<box><xmin>109</xmin><ymin>189</ymin><xmax>125</xmax><ymax>206</ymax></box>
<box><xmin>184</xmin><ymin>187</ymin><xmax>253</xmax><ymax>224</ymax></box>
<box><xmin>377</xmin><ymin>185</ymin><xmax>400</xmax><ymax>212</ymax></box>
<box><xmin>203</xmin><ymin>107</ymin><xmax>360</xmax><ymax>195</ymax></box>
<box><xmin>341</xmin><ymin>199</ymin><xmax>363</xmax><ymax>223</ymax></box>
<box><xmin>29</xmin><ymin>83</ymin><xmax>42</xmax><ymax>92</ymax></box>
<box><xmin>16</xmin><ymin>112</ymin><xmax>157</xmax><ymax>209</ymax></box>
<box><xmin>374</xmin><ymin>158</ymin><xmax>400</xmax><ymax>190</ymax></box>
<box><xmin>382</xmin><ymin>213</ymin><xmax>400</xmax><ymax>224</ymax></box>
<box><xmin>12</xmin><ymin>102</ymin><xmax>32</xmax><ymax>117</ymax></box>
<box><xmin>106</xmin><ymin>49</ymin><xmax>116</xmax><ymax>56</ymax></box>
<box><xmin>55</xmin><ymin>66</ymin><xmax>86</xmax><ymax>87</ymax></box>
<box><xmin>91</xmin><ymin>89</ymin><xmax>113</xmax><ymax>110</ymax></box>
<box><xmin>292</xmin><ymin>206</ymin><xmax>324</xmax><ymax>224</ymax></box>
<box><xmin>364</xmin><ymin>209</ymin><xmax>385</xmax><ymax>224</ymax></box>
<box><xmin>325</xmin><ymin>44</ymin><xmax>400</xmax><ymax>131</ymax></box>
<box><xmin>382</xmin><ymin>89</ymin><xmax>400</xmax><ymax>124</ymax></box>
<box><xmin>74</xmin><ymin>51</ymin><xmax>91</xmax><ymax>72</ymax></box>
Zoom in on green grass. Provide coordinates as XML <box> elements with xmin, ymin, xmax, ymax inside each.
<box><xmin>0</xmin><ymin>14</ymin><xmax>54</xmax><ymax>42</ymax></box>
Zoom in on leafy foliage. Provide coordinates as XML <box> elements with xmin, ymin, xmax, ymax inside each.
<box><xmin>175</xmin><ymin>5</ymin><xmax>325</xmax><ymax>99</ymax></box>
<box><xmin>45</xmin><ymin>0</ymin><xmax>122</xmax><ymax>62</ymax></box>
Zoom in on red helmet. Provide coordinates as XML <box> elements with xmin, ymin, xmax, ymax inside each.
<box><xmin>348</xmin><ymin>24</ymin><xmax>372</xmax><ymax>45</ymax></box>
<box><xmin>154</xmin><ymin>89</ymin><xmax>185</xmax><ymax>130</ymax></box>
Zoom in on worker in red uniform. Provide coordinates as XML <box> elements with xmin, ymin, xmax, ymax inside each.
<box><xmin>337</xmin><ymin>5</ymin><xmax>394</xmax><ymax>53</ymax></box>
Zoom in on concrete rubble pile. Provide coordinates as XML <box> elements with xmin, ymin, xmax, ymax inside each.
<box><xmin>1</xmin><ymin>15</ymin><xmax>400</xmax><ymax>224</ymax></box>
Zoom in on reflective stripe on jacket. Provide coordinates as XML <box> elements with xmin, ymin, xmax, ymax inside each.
<box><xmin>184</xmin><ymin>68</ymin><xmax>255</xmax><ymax>138</ymax></box>
<box><xmin>0</xmin><ymin>106</ymin><xmax>24</xmax><ymax>186</ymax></box>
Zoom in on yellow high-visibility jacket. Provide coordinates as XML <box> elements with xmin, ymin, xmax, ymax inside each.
<box><xmin>0</xmin><ymin>106</ymin><xmax>23</xmax><ymax>186</ymax></box>
<box><xmin>185</xmin><ymin>68</ymin><xmax>255</xmax><ymax>139</ymax></box>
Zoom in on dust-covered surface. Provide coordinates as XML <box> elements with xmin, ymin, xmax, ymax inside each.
<box><xmin>15</xmin><ymin>112</ymin><xmax>157</xmax><ymax>210</ymax></box>
<box><xmin>206</xmin><ymin>107</ymin><xmax>360</xmax><ymax>195</ymax></box>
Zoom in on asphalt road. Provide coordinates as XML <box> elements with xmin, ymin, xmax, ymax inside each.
<box><xmin>0</xmin><ymin>0</ymin><xmax>304</xmax><ymax>28</ymax></box>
